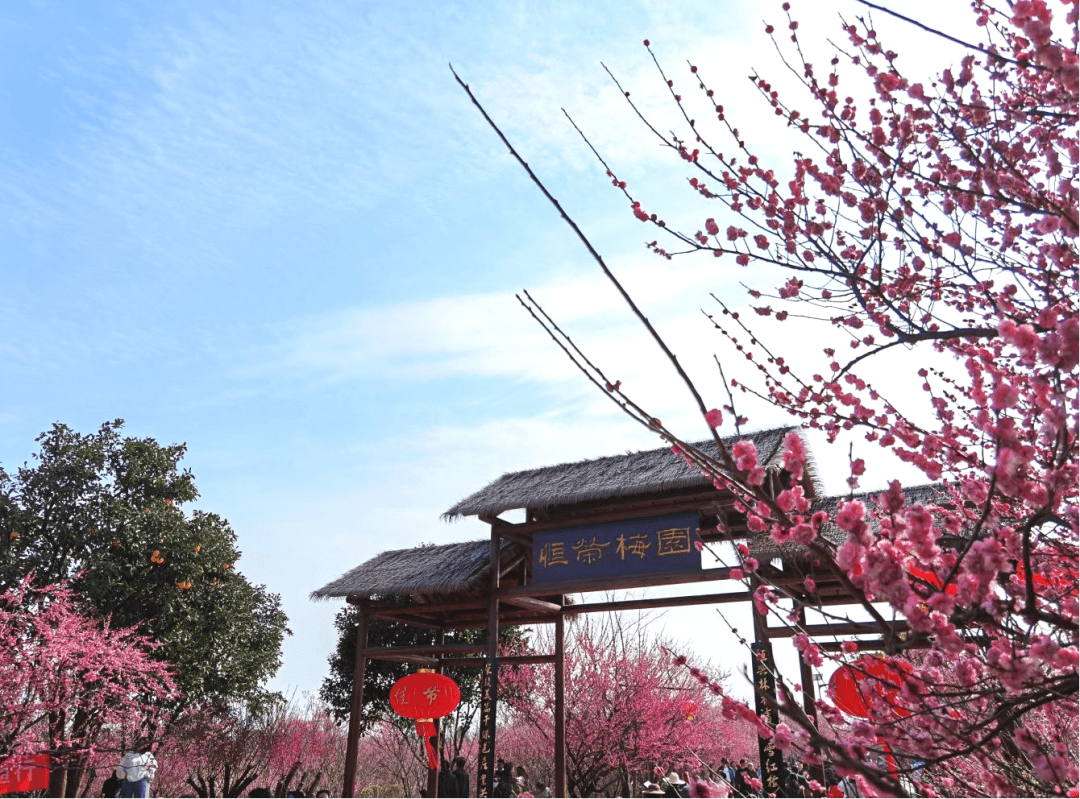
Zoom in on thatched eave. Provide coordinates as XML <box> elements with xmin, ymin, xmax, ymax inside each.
<box><xmin>310</xmin><ymin>539</ymin><xmax>512</xmax><ymax>601</ymax></box>
<box><xmin>745</xmin><ymin>483</ymin><xmax>950</xmax><ymax>564</ymax></box>
<box><xmin>443</xmin><ymin>426</ymin><xmax>819</xmax><ymax>521</ymax></box>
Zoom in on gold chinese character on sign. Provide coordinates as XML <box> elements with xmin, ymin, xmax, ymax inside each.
<box><xmin>539</xmin><ymin>541</ymin><xmax>569</xmax><ymax>567</ymax></box>
<box><xmin>423</xmin><ymin>686</ymin><xmax>439</xmax><ymax>702</ymax></box>
<box><xmin>656</xmin><ymin>527</ymin><xmax>692</xmax><ymax>556</ymax></box>
<box><xmin>615</xmin><ymin>533</ymin><xmax>652</xmax><ymax>560</ymax></box>
<box><xmin>572</xmin><ymin>537</ymin><xmax>610</xmax><ymax>564</ymax></box>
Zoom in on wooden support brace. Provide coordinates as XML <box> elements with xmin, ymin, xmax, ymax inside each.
<box><xmin>499</xmin><ymin>595</ymin><xmax>562</xmax><ymax>614</ymax></box>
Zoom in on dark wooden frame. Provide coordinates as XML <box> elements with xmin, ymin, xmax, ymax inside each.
<box><xmin>339</xmin><ymin>480</ymin><xmax>880</xmax><ymax>798</ymax></box>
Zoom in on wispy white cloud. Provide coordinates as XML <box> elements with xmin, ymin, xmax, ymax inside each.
<box><xmin>267</xmin><ymin>252</ymin><xmax>744</xmax><ymax>385</ymax></box>
<box><xmin>0</xmin><ymin>0</ymin><xmax>987</xmax><ymax>702</ymax></box>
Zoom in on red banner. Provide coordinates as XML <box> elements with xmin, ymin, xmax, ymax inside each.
<box><xmin>0</xmin><ymin>754</ymin><xmax>50</xmax><ymax>795</ymax></box>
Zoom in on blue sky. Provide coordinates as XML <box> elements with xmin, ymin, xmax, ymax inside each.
<box><xmin>2</xmin><ymin>0</ymin><xmax>970</xmax><ymax>701</ymax></box>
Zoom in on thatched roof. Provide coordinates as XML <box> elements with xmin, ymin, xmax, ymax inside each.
<box><xmin>311</xmin><ymin>539</ymin><xmax>506</xmax><ymax>600</ymax></box>
<box><xmin>443</xmin><ymin>426</ymin><xmax>817</xmax><ymax>520</ymax></box>
<box><xmin>745</xmin><ymin>483</ymin><xmax>950</xmax><ymax>563</ymax></box>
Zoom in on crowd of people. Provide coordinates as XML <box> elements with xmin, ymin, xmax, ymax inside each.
<box><xmin>97</xmin><ymin>742</ymin><xmax>864</xmax><ymax>798</ymax></box>
<box><xmin>637</xmin><ymin>758</ymin><xmax>857</xmax><ymax>799</ymax></box>
<box><xmin>640</xmin><ymin>761</ymin><xmax>751</xmax><ymax>798</ymax></box>
<box><xmin>434</xmin><ymin>757</ymin><xmax>476</xmax><ymax>797</ymax></box>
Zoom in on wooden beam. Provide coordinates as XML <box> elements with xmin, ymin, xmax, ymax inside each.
<box><xmin>820</xmin><ymin>639</ymin><xmax>889</xmax><ymax>652</ymax></box>
<box><xmin>791</xmin><ymin>593</ymin><xmax>867</xmax><ymax>608</ymax></box>
<box><xmin>564</xmin><ymin>589</ymin><xmax>749</xmax><ymax>616</ymax></box>
<box><xmin>502</xmin><ymin>567</ymin><xmax>734</xmax><ymax>597</ymax></box>
<box><xmin>765</xmin><ymin>621</ymin><xmax>909</xmax><ymax>639</ymax></box>
<box><xmin>360</xmin><ymin>643</ymin><xmax>487</xmax><ymax>658</ymax></box>
<box><xmin>375</xmin><ymin>654</ymin><xmax>440</xmax><ymax>665</ymax></box>
<box><xmin>499</xmin><ymin>595</ymin><xmax>562</xmax><ymax>614</ymax></box>
<box><xmin>499</xmin><ymin>553</ymin><xmax>526</xmax><ymax>579</ymax></box>
<box><xmin>426</xmin><ymin>611</ymin><xmax>559</xmax><ymax>629</ymax></box>
<box><xmin>363</xmin><ymin>611</ymin><xmax>445</xmax><ymax>629</ymax></box>
<box><xmin>371</xmin><ymin>599</ymin><xmax>488</xmax><ymax>614</ymax></box>
<box><xmin>440</xmin><ymin>654</ymin><xmax>557</xmax><ymax>668</ymax></box>
<box><xmin>524</xmin><ymin>488</ymin><xmax>723</xmax><ymax>529</ymax></box>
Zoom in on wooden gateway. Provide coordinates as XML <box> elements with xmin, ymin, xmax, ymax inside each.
<box><xmin>311</xmin><ymin>426</ymin><xmax>935</xmax><ymax>798</ymax></box>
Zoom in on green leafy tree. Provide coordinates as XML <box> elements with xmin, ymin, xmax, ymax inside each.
<box><xmin>0</xmin><ymin>420</ymin><xmax>290</xmax><ymax>716</ymax></box>
<box><xmin>322</xmin><ymin>596</ymin><xmax>525</xmax><ymax>760</ymax></box>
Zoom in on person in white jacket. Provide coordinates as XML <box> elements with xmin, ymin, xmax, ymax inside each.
<box><xmin>115</xmin><ymin>738</ymin><xmax>157</xmax><ymax>798</ymax></box>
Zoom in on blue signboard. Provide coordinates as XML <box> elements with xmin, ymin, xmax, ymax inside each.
<box><xmin>532</xmin><ymin>512</ymin><xmax>701</xmax><ymax>584</ymax></box>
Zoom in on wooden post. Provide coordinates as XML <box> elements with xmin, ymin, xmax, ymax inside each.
<box><xmin>554</xmin><ymin>600</ymin><xmax>566</xmax><ymax>798</ymax></box>
<box><xmin>476</xmin><ymin>663</ymin><xmax>494</xmax><ymax>798</ymax></box>
<box><xmin>429</xmin><ymin>629</ymin><xmax>445</xmax><ymax>799</ymax></box>
<box><xmin>342</xmin><ymin>605</ymin><xmax>369</xmax><ymax>798</ymax></box>
<box><xmin>796</xmin><ymin>606</ymin><xmax>827</xmax><ymax>790</ymax></box>
<box><xmin>795</xmin><ymin>606</ymin><xmax>818</xmax><ymax>719</ymax></box>
<box><xmin>751</xmin><ymin>582</ymin><xmax>788</xmax><ymax>798</ymax></box>
<box><xmin>478</xmin><ymin>531</ymin><xmax>500</xmax><ymax>798</ymax></box>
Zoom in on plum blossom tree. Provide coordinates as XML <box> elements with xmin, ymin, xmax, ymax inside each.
<box><xmin>353</xmin><ymin>719</ymin><xmax>431</xmax><ymax>798</ymax></box>
<box><xmin>261</xmin><ymin>707</ymin><xmax>344</xmax><ymax>797</ymax></box>
<box><xmin>455</xmin><ymin>0</ymin><xmax>1078</xmax><ymax>795</ymax></box>
<box><xmin>121</xmin><ymin>709</ymin><xmax>261</xmax><ymax>799</ymax></box>
<box><xmin>0</xmin><ymin>577</ymin><xmax>178</xmax><ymax>796</ymax></box>
<box><xmin>102</xmin><ymin>695</ymin><xmax>346</xmax><ymax>798</ymax></box>
<box><xmin>499</xmin><ymin>614</ymin><xmax>757</xmax><ymax>798</ymax></box>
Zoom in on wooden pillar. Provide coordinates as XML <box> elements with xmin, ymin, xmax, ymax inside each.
<box><xmin>342</xmin><ymin>604</ymin><xmax>369</xmax><ymax>798</ymax></box>
<box><xmin>751</xmin><ymin>582</ymin><xmax>787</xmax><ymax>797</ymax></box>
<box><xmin>796</xmin><ymin>606</ymin><xmax>827</xmax><ymax>789</ymax></box>
<box><xmin>478</xmin><ymin>531</ymin><xmax>500</xmax><ymax>797</ymax></box>
<box><xmin>554</xmin><ymin>600</ymin><xmax>566</xmax><ymax>798</ymax></box>
<box><xmin>427</xmin><ymin>721</ymin><xmax>441</xmax><ymax>798</ymax></box>
<box><xmin>428</xmin><ymin>629</ymin><xmax>445</xmax><ymax>799</ymax></box>
<box><xmin>476</xmin><ymin>662</ymin><xmax>494</xmax><ymax>797</ymax></box>
<box><xmin>795</xmin><ymin>607</ymin><xmax>817</xmax><ymax>719</ymax></box>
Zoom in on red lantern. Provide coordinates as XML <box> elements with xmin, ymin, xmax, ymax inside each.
<box><xmin>828</xmin><ymin>656</ymin><xmax>911</xmax><ymax>719</ymax></box>
<box><xmin>1016</xmin><ymin>564</ymin><xmax>1079</xmax><ymax>597</ymax></box>
<box><xmin>907</xmin><ymin>563</ymin><xmax>957</xmax><ymax>596</ymax></box>
<box><xmin>389</xmin><ymin>671</ymin><xmax>461</xmax><ymax>769</ymax></box>
<box><xmin>680</xmin><ymin>700</ymin><xmax>698</xmax><ymax>721</ymax></box>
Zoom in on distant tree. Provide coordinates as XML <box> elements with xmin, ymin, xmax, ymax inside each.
<box><xmin>321</xmin><ymin>599</ymin><xmax>496</xmax><ymax>761</ymax></box>
<box><xmin>499</xmin><ymin>614</ymin><xmax>755</xmax><ymax>798</ymax></box>
<box><xmin>353</xmin><ymin>719</ymin><xmax>431</xmax><ymax>798</ymax></box>
<box><xmin>261</xmin><ymin>698</ymin><xmax>344</xmax><ymax>798</ymax></box>
<box><xmin>0</xmin><ymin>420</ymin><xmax>290</xmax><ymax>717</ymax></box>
<box><xmin>133</xmin><ymin>696</ymin><xmax>344</xmax><ymax>799</ymax></box>
<box><xmin>159</xmin><ymin>708</ymin><xmax>266</xmax><ymax>799</ymax></box>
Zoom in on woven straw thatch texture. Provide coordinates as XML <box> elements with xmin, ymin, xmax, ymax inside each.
<box><xmin>311</xmin><ymin>539</ymin><xmax>503</xmax><ymax>600</ymax></box>
<box><xmin>443</xmin><ymin>426</ymin><xmax>816</xmax><ymax>520</ymax></box>
<box><xmin>746</xmin><ymin>483</ymin><xmax>950</xmax><ymax>563</ymax></box>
